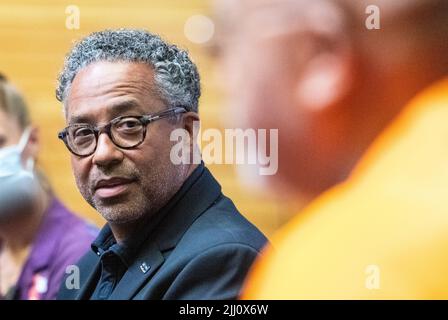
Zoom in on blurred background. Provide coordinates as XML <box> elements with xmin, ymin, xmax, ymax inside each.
<box><xmin>0</xmin><ymin>0</ymin><xmax>299</xmax><ymax>237</ymax></box>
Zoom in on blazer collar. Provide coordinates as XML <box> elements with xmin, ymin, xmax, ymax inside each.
<box><xmin>153</xmin><ymin>165</ymin><xmax>222</xmax><ymax>251</ymax></box>
<box><xmin>113</xmin><ymin>165</ymin><xmax>222</xmax><ymax>299</ymax></box>
<box><xmin>67</xmin><ymin>246</ymin><xmax>101</xmax><ymax>300</ymax></box>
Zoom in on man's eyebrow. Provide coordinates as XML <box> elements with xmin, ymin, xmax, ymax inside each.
<box><xmin>69</xmin><ymin>100</ymin><xmax>143</xmax><ymax>125</ymax></box>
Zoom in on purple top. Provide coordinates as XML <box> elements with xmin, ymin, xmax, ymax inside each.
<box><xmin>13</xmin><ymin>198</ymin><xmax>98</xmax><ymax>300</ymax></box>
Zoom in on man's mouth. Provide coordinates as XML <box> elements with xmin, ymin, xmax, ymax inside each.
<box><xmin>94</xmin><ymin>177</ymin><xmax>135</xmax><ymax>199</ymax></box>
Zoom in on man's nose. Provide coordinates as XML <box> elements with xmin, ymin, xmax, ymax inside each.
<box><xmin>92</xmin><ymin>133</ymin><xmax>124</xmax><ymax>167</ymax></box>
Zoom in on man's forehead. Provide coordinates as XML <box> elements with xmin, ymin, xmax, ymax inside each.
<box><xmin>66</xmin><ymin>61</ymin><xmax>162</xmax><ymax>121</ymax></box>
<box><xmin>67</xmin><ymin>98</ymin><xmax>145</xmax><ymax>124</ymax></box>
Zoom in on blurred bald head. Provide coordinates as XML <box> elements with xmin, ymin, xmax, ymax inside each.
<box><xmin>216</xmin><ymin>0</ymin><xmax>448</xmax><ymax>200</ymax></box>
<box><xmin>216</xmin><ymin>0</ymin><xmax>448</xmax><ymax>30</ymax></box>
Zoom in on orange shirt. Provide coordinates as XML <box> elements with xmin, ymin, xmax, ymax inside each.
<box><xmin>243</xmin><ymin>78</ymin><xmax>448</xmax><ymax>299</ymax></box>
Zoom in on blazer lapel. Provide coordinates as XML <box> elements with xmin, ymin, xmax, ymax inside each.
<box><xmin>74</xmin><ymin>252</ymin><xmax>102</xmax><ymax>300</ymax></box>
<box><xmin>155</xmin><ymin>166</ymin><xmax>222</xmax><ymax>251</ymax></box>
<box><xmin>108</xmin><ymin>241</ymin><xmax>164</xmax><ymax>300</ymax></box>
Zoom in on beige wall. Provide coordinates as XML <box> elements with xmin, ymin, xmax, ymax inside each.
<box><xmin>0</xmin><ymin>0</ymin><xmax>297</xmax><ymax>237</ymax></box>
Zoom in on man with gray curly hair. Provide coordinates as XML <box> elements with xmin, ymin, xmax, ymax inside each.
<box><xmin>56</xmin><ymin>29</ymin><xmax>267</xmax><ymax>300</ymax></box>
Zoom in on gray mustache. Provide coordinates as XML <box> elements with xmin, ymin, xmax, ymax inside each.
<box><xmin>89</xmin><ymin>168</ymin><xmax>139</xmax><ymax>192</ymax></box>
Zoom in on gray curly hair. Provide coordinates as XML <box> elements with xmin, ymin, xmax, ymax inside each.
<box><xmin>56</xmin><ymin>29</ymin><xmax>201</xmax><ymax>112</ymax></box>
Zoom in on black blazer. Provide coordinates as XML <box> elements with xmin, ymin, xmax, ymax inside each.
<box><xmin>57</xmin><ymin>166</ymin><xmax>267</xmax><ymax>300</ymax></box>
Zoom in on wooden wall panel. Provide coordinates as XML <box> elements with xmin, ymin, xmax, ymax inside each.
<box><xmin>0</xmin><ymin>0</ymin><xmax>297</xmax><ymax>237</ymax></box>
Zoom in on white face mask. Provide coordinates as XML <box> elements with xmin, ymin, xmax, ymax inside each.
<box><xmin>0</xmin><ymin>128</ymin><xmax>38</xmax><ymax>215</ymax></box>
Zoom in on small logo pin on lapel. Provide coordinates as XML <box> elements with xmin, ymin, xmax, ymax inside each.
<box><xmin>140</xmin><ymin>262</ymin><xmax>150</xmax><ymax>273</ymax></box>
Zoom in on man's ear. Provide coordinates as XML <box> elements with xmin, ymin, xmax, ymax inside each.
<box><xmin>180</xmin><ymin>112</ymin><xmax>200</xmax><ymax>164</ymax></box>
<box><xmin>182</xmin><ymin>112</ymin><xmax>200</xmax><ymax>141</ymax></box>
<box><xmin>293</xmin><ymin>29</ymin><xmax>355</xmax><ymax>114</ymax></box>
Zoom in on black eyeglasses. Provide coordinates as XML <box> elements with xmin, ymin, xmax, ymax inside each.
<box><xmin>58</xmin><ymin>107</ymin><xmax>187</xmax><ymax>157</ymax></box>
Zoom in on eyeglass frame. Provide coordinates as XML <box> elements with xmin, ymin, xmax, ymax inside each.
<box><xmin>58</xmin><ymin>106</ymin><xmax>188</xmax><ymax>157</ymax></box>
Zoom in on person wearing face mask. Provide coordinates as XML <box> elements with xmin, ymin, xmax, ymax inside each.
<box><xmin>0</xmin><ymin>73</ymin><xmax>97</xmax><ymax>300</ymax></box>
